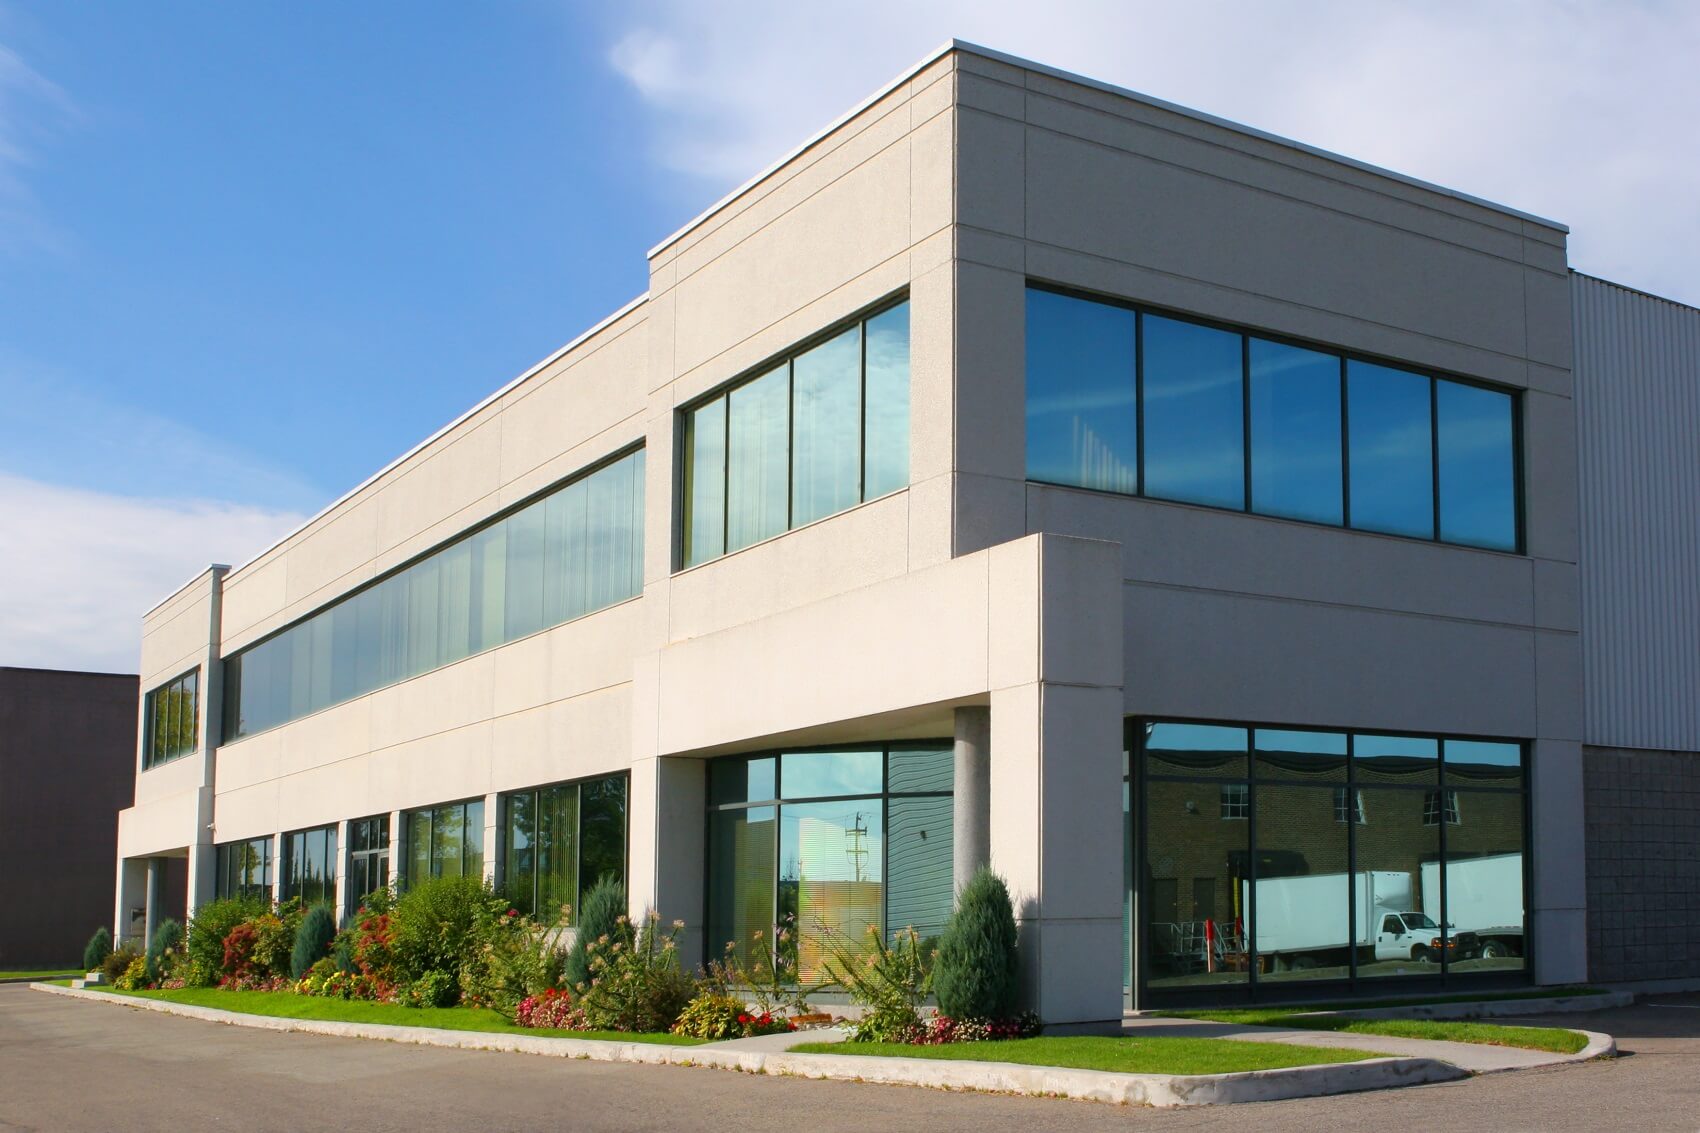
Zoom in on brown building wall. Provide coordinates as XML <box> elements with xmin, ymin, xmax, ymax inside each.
<box><xmin>0</xmin><ymin>667</ymin><xmax>143</xmax><ymax>967</ymax></box>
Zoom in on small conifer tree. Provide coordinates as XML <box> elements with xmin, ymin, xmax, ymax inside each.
<box><xmin>932</xmin><ymin>868</ymin><xmax>1021</xmax><ymax>1021</ymax></box>
<box><xmin>291</xmin><ymin>904</ymin><xmax>338</xmax><ymax>978</ymax></box>
<box><xmin>144</xmin><ymin>918</ymin><xmax>184</xmax><ymax>983</ymax></box>
<box><xmin>564</xmin><ymin>876</ymin><xmax>628</xmax><ymax>992</ymax></box>
<box><xmin>83</xmin><ymin>927</ymin><xmax>113</xmax><ymax>972</ymax></box>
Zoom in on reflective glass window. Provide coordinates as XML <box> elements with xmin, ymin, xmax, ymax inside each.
<box><xmin>1024</xmin><ymin>289</ymin><xmax>1137</xmax><ymax>493</ymax></box>
<box><xmin>1252</xmin><ymin>784</ymin><xmax>1351</xmax><ymax>983</ymax></box>
<box><xmin>1442</xmin><ymin>800</ymin><xmax>1525</xmax><ymax>973</ymax></box>
<box><xmin>144</xmin><ymin>669</ymin><xmax>199</xmax><ymax>768</ymax></box>
<box><xmin>1348</xmin><ymin>361</ymin><xmax>1434</xmax><ymax>538</ymax></box>
<box><xmin>1249</xmin><ymin>338</ymin><xmax>1343</xmax><ymax>524</ymax></box>
<box><xmin>791</xmin><ymin>325</ymin><xmax>863</xmax><ymax>528</ymax></box>
<box><xmin>1253</xmin><ymin>729</ymin><xmax>1347</xmax><ymax>783</ymax></box>
<box><xmin>1142</xmin><ymin>315</ymin><xmax>1244</xmax><ymax>509</ymax></box>
<box><xmin>726</xmin><ymin>365</ymin><xmax>791</xmax><ymax>552</ymax></box>
<box><xmin>1143</xmin><ymin>776</ymin><xmax>1249</xmax><ymax>989</ymax></box>
<box><xmin>1437</xmin><ymin>380</ymin><xmax>1517</xmax><ymax>550</ymax></box>
<box><xmin>862</xmin><ymin>303</ymin><xmax>911</xmax><ymax>499</ymax></box>
<box><xmin>1355</xmin><ymin>734</ymin><xmax>1439</xmax><ymax>787</ymax></box>
<box><xmin>682</xmin><ymin>399</ymin><xmax>727</xmax><ymax>567</ymax></box>
<box><xmin>781</xmin><ymin>750</ymin><xmax>884</xmax><ymax>799</ymax></box>
<box><xmin>225</xmin><ymin>448</ymin><xmax>645</xmax><ymax>740</ymax></box>
<box><xmin>501</xmin><ymin>774</ymin><xmax>626</xmax><ymax>925</ymax></box>
<box><xmin>404</xmin><ymin>799</ymin><xmax>484</xmax><ymax>886</ymax></box>
<box><xmin>1444</xmin><ymin>739</ymin><xmax>1524</xmax><ymax>790</ymax></box>
<box><xmin>346</xmin><ymin>814</ymin><xmax>390</xmax><ymax>913</ymax></box>
<box><xmin>680</xmin><ymin>300</ymin><xmax>910</xmax><ymax>568</ymax></box>
<box><xmin>1145</xmin><ymin>722</ymin><xmax>1248</xmax><ymax>779</ymax></box>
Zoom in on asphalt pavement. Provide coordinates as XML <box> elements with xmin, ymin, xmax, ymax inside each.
<box><xmin>2</xmin><ymin>984</ymin><xmax>1696</xmax><ymax>1132</ymax></box>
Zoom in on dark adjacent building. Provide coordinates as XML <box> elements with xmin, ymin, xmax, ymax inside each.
<box><xmin>0</xmin><ymin>667</ymin><xmax>142</xmax><ymax>967</ymax></box>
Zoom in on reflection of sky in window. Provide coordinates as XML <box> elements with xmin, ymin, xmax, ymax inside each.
<box><xmin>1348</xmin><ymin>361</ymin><xmax>1433</xmax><ymax>538</ymax></box>
<box><xmin>1438</xmin><ymin>380</ymin><xmax>1515</xmax><ymax>549</ymax></box>
<box><xmin>781</xmin><ymin>750</ymin><xmax>884</xmax><ymax>798</ymax></box>
<box><xmin>1143</xmin><ymin>315</ymin><xmax>1243</xmax><ymax>508</ymax></box>
<box><xmin>1250</xmin><ymin>338</ymin><xmax>1343</xmax><ymax>524</ymax></box>
<box><xmin>781</xmin><ymin>804</ymin><xmax>884</xmax><ymax>882</ymax></box>
<box><xmin>1445</xmin><ymin>739</ymin><xmax>1522</xmax><ymax>784</ymax></box>
<box><xmin>1025</xmin><ymin>289</ymin><xmax>1136</xmax><ymax>493</ymax></box>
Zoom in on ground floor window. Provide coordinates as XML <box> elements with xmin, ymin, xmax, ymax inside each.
<box><xmin>215</xmin><ymin>836</ymin><xmax>274</xmax><ymax>901</ymax></box>
<box><xmin>281</xmin><ymin>824</ymin><xmax>337</xmax><ymax>908</ymax></box>
<box><xmin>1130</xmin><ymin>719</ymin><xmax>1527</xmax><ymax>1001</ymax></box>
<box><xmin>501</xmin><ymin>773</ymin><xmax>627</xmax><ymax>924</ymax></box>
<box><xmin>346</xmin><ymin>815</ymin><xmax>391</xmax><ymax>912</ymax></box>
<box><xmin>403</xmin><ymin>798</ymin><xmax>484</xmax><ymax>886</ymax></box>
<box><xmin>707</xmin><ymin>743</ymin><xmax>953</xmax><ymax>985</ymax></box>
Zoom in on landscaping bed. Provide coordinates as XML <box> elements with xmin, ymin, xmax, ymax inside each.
<box><xmin>1176</xmin><ymin>1008</ymin><xmax>1590</xmax><ymax>1054</ymax></box>
<box><xmin>791</xmin><ymin>1034</ymin><xmax>1383</xmax><ymax>1074</ymax></box>
<box><xmin>94</xmin><ymin>985</ymin><xmax>703</xmax><ymax>1044</ymax></box>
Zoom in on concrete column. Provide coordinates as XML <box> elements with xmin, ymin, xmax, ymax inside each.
<box><xmin>953</xmin><ymin>706</ymin><xmax>991</xmax><ymax>895</ymax></box>
<box><xmin>628</xmin><ymin>756</ymin><xmax>707</xmax><ymax>971</ymax></box>
<box><xmin>115</xmin><ymin>858</ymin><xmax>148</xmax><ymax>950</ymax></box>
<box><xmin>270</xmin><ymin>833</ymin><xmax>283</xmax><ymax>905</ymax></box>
<box><xmin>332</xmin><ymin>818</ymin><xmax>350</xmax><ymax>922</ymax></box>
<box><xmin>482</xmin><ymin>792</ymin><xmax>500</xmax><ymax>889</ymax></box>
<box><xmin>144</xmin><ymin>858</ymin><xmax>165</xmax><ymax>945</ymax></box>
<box><xmin>388</xmin><ymin>810</ymin><xmax>404</xmax><ymax>887</ymax></box>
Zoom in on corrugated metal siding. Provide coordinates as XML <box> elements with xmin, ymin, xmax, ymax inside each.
<box><xmin>1574</xmin><ymin>273</ymin><xmax>1700</xmax><ymax>751</ymax></box>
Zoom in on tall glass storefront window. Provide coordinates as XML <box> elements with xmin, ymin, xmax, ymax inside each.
<box><xmin>707</xmin><ymin>744</ymin><xmax>952</xmax><ymax>986</ymax></box>
<box><xmin>347</xmin><ymin>815</ymin><xmax>390</xmax><ymax>912</ymax></box>
<box><xmin>680</xmin><ymin>299</ymin><xmax>910</xmax><ymax>568</ymax></box>
<box><xmin>215</xmin><ymin>836</ymin><xmax>274</xmax><ymax>901</ymax></box>
<box><xmin>501</xmin><ymin>773</ymin><xmax>627</xmax><ymax>924</ymax></box>
<box><xmin>1131</xmin><ymin>720</ymin><xmax>1527</xmax><ymax>1002</ymax></box>
<box><xmin>224</xmin><ymin>446</ymin><xmax>645</xmax><ymax>739</ymax></box>
<box><xmin>1025</xmin><ymin>285</ymin><xmax>1521</xmax><ymax>553</ymax></box>
<box><xmin>404</xmin><ymin>799</ymin><xmax>485</xmax><ymax>886</ymax></box>
<box><xmin>282</xmin><ymin>824</ymin><xmax>337</xmax><ymax>908</ymax></box>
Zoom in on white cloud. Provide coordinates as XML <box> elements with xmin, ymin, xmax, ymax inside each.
<box><xmin>0</xmin><ymin>33</ymin><xmax>77</xmax><ymax>257</ymax></box>
<box><xmin>0</xmin><ymin>474</ymin><xmax>306</xmax><ymax>673</ymax></box>
<box><xmin>606</xmin><ymin>0</ymin><xmax>1700</xmax><ymax>304</ymax></box>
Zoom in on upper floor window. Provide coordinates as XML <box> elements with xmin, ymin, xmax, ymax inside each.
<box><xmin>681</xmin><ymin>299</ymin><xmax>910</xmax><ymax>568</ymax></box>
<box><xmin>223</xmin><ymin>446</ymin><xmax>645</xmax><ymax>740</ymax></box>
<box><xmin>143</xmin><ymin>669</ymin><xmax>199</xmax><ymax>769</ymax></box>
<box><xmin>1025</xmin><ymin>285</ymin><xmax>1520</xmax><ymax>552</ymax></box>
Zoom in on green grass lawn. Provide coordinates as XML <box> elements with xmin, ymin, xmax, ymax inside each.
<box><xmin>97</xmin><ymin>986</ymin><xmax>702</xmax><ymax>1046</ymax></box>
<box><xmin>1176</xmin><ymin>1009</ymin><xmax>1589</xmax><ymax>1054</ymax></box>
<box><xmin>790</xmin><ymin>1035</ymin><xmax>1381</xmax><ymax>1075</ymax></box>
<box><xmin>0</xmin><ymin>969</ymin><xmax>81</xmax><ymax>980</ymax></box>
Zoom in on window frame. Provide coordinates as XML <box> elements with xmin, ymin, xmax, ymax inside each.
<box><xmin>222</xmin><ymin>442</ymin><xmax>645</xmax><ymax>744</ymax></box>
<box><xmin>674</xmin><ymin>292</ymin><xmax>912</xmax><ymax>572</ymax></box>
<box><xmin>1130</xmin><ymin>716</ymin><xmax>1531</xmax><ymax>1007</ymax></box>
<box><xmin>401</xmin><ymin>797</ymin><xmax>486</xmax><ymax>888</ymax></box>
<box><xmin>142</xmin><ymin>667</ymin><xmax>200</xmax><ymax>770</ymax></box>
<box><xmin>1024</xmin><ymin>280</ymin><xmax>1525</xmax><ymax>555</ymax></box>
<box><xmin>280</xmin><ymin>823</ymin><xmax>338</xmax><ymax>907</ymax></box>
<box><xmin>346</xmin><ymin>814</ymin><xmax>392</xmax><ymax>914</ymax></box>
<box><xmin>498</xmin><ymin>771</ymin><xmax>630</xmax><ymax>925</ymax></box>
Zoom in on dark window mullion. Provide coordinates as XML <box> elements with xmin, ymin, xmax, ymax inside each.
<box><xmin>1241</xmin><ymin>334</ymin><xmax>1252</xmax><ymax>513</ymax></box>
<box><xmin>1429</xmin><ymin>376</ymin><xmax>1441</xmax><ymax>541</ymax></box>
<box><xmin>785</xmin><ymin>361</ymin><xmax>796</xmax><ymax>531</ymax></box>
<box><xmin>1135</xmin><ymin>311</ymin><xmax>1146</xmax><ymax>497</ymax></box>
<box><xmin>1340</xmin><ymin>356</ymin><xmax>1352</xmax><ymax>529</ymax></box>
<box><xmin>858</xmin><ymin>318</ymin><xmax>869</xmax><ymax>503</ymax></box>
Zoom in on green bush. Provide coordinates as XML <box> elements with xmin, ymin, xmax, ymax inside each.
<box><xmin>82</xmin><ymin>927</ymin><xmax>112</xmax><ymax>972</ymax></box>
<box><xmin>186</xmin><ymin>896</ymin><xmax>268</xmax><ymax>985</ymax></box>
<box><xmin>102</xmin><ymin>945</ymin><xmax>141</xmax><ymax>985</ymax></box>
<box><xmin>461</xmin><ymin>911</ymin><xmax>565</xmax><ymax>1015</ymax></box>
<box><xmin>145</xmin><ymin>918</ymin><xmax>184</xmax><ymax>984</ymax></box>
<box><xmin>291</xmin><ymin>904</ymin><xmax>338</xmax><ymax>979</ymax></box>
<box><xmin>398</xmin><ymin>969</ymin><xmax>457</xmax><ymax>1009</ymax></box>
<box><xmin>672</xmin><ymin>992</ymin><xmax>748</xmax><ymax>1040</ymax></box>
<box><xmin>823</xmin><ymin>926</ymin><xmax>934</xmax><ymax>1043</ymax></box>
<box><xmin>564</xmin><ymin>875</ymin><xmax>627</xmax><ymax>992</ymax></box>
<box><xmin>331</xmin><ymin>929</ymin><xmax>357</xmax><ymax>974</ymax></box>
<box><xmin>388</xmin><ymin>875</ymin><xmax>505</xmax><ymax>992</ymax></box>
<box><xmin>932</xmin><ymin>868</ymin><xmax>1022</xmax><ymax>1021</ymax></box>
<box><xmin>114</xmin><ymin>955</ymin><xmax>149</xmax><ymax>991</ymax></box>
<box><xmin>575</xmin><ymin>912</ymin><xmax>693</xmax><ymax>1033</ymax></box>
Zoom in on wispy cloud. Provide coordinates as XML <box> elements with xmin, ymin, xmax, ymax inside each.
<box><xmin>605</xmin><ymin>0</ymin><xmax>1700</xmax><ymax>304</ymax></box>
<box><xmin>0</xmin><ymin>474</ymin><xmax>306</xmax><ymax>674</ymax></box>
<box><xmin>0</xmin><ymin>33</ymin><xmax>78</xmax><ymax>257</ymax></box>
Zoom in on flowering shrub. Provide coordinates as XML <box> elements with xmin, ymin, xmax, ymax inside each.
<box><xmin>905</xmin><ymin>1012</ymin><xmax>1044</xmax><ymax>1045</ymax></box>
<box><xmin>514</xmin><ymin>987</ymin><xmax>585</xmax><ymax>1030</ymax></box>
<box><xmin>216</xmin><ymin>973</ymin><xmax>289</xmax><ymax>992</ymax></box>
<box><xmin>461</xmin><ymin>907</ymin><xmax>564</xmax><ymax>1015</ymax></box>
<box><xmin>575</xmin><ymin>912</ymin><xmax>693</xmax><ymax>1033</ymax></box>
<box><xmin>222</xmin><ymin>923</ymin><xmax>259</xmax><ymax>978</ymax></box>
<box><xmin>186</xmin><ymin>896</ymin><xmax>268</xmax><ymax>987</ymax></box>
<box><xmin>296</xmin><ymin>966</ymin><xmax>391</xmax><ymax>1001</ymax></box>
<box><xmin>113</xmin><ymin>955</ymin><xmax>149</xmax><ymax>991</ymax></box>
<box><xmin>702</xmin><ymin>916</ymin><xmax>813</xmax><ymax>1017</ymax></box>
<box><xmin>351</xmin><ymin>909</ymin><xmax>395</xmax><ymax>984</ymax></box>
<box><xmin>824</xmin><ymin>925</ymin><xmax>934</xmax><ymax>1043</ymax></box>
<box><xmin>397</xmin><ymin>969</ymin><xmax>457</xmax><ymax>1009</ymax></box>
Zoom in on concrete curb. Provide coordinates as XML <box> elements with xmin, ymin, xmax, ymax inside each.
<box><xmin>30</xmin><ymin>983</ymin><xmax>1467</xmax><ymax>1107</ymax></box>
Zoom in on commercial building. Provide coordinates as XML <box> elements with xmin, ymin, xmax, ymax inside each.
<box><xmin>1</xmin><ymin>667</ymin><xmax>144</xmax><ymax>967</ymax></box>
<box><xmin>114</xmin><ymin>42</ymin><xmax>1697</xmax><ymax>1021</ymax></box>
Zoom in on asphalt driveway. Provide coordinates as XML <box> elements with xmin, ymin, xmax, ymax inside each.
<box><xmin>1</xmin><ymin>985</ymin><xmax>1695</xmax><ymax>1132</ymax></box>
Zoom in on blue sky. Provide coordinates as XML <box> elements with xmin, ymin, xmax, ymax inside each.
<box><xmin>2</xmin><ymin>1</ymin><xmax>1696</xmax><ymax>671</ymax></box>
